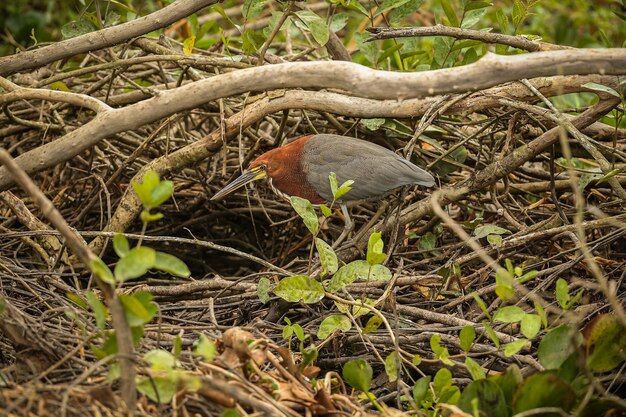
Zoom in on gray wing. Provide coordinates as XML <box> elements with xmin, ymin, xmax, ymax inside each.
<box><xmin>302</xmin><ymin>134</ymin><xmax>435</xmax><ymax>202</ymax></box>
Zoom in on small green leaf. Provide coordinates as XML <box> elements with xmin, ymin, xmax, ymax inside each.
<box><xmin>366</xmin><ymin>232</ymin><xmax>386</xmax><ymax>265</ymax></box>
<box><xmin>61</xmin><ymin>19</ymin><xmax>95</xmax><ymax>39</ymax></box>
<box><xmin>465</xmin><ymin>357</ymin><xmax>486</xmax><ymax>380</ymax></box>
<box><xmin>585</xmin><ymin>315</ymin><xmax>626</xmax><ymax>372</ymax></box>
<box><xmin>375</xmin><ymin>0</ymin><xmax>412</xmax><ymax>16</ymax></box>
<box><xmin>503</xmin><ymin>339</ymin><xmax>529</xmax><ymax>357</ymax></box>
<box><xmin>412</xmin><ymin>354</ymin><xmax>422</xmax><ymax>366</ymax></box>
<box><xmin>282</xmin><ymin>324</ymin><xmax>293</xmax><ymax>339</ymax></box>
<box><xmin>360</xmin><ymin>118</ymin><xmax>386</xmax><ymax>131</ymax></box>
<box><xmin>418</xmin><ymin>232</ymin><xmax>437</xmax><ymax>251</ymax></box>
<box><xmin>433</xmin><ymin>367</ymin><xmax>453</xmax><ymax>394</ymax></box>
<box><xmin>413</xmin><ymin>376</ymin><xmax>432</xmax><ymax>406</ymax></box>
<box><xmin>495</xmin><ymin>269</ymin><xmax>515</xmax><ymax>301</ymax></box>
<box><xmin>144</xmin><ymin>349</ymin><xmax>177</xmax><ymax>371</ymax></box>
<box><xmin>49</xmin><ymin>81</ymin><xmax>70</xmax><ymax>91</ymax></box>
<box><xmin>474</xmin><ymin>225</ymin><xmax>511</xmax><ymax>239</ymax></box>
<box><xmin>459</xmin><ymin>325</ymin><xmax>476</xmax><ymax>352</ymax></box>
<box><xmin>113</xmin><ymin>233</ymin><xmax>130</xmax><ymax>258</ymax></box>
<box><xmin>329</xmin><ymin>172</ymin><xmax>339</xmax><ymax>197</ymax></box>
<box><xmin>114</xmin><ymin>246</ymin><xmax>156</xmax><ymax>282</ymax></box>
<box><xmin>242</xmin><ymin>28</ymin><xmax>266</xmax><ymax>54</ymax></box>
<box><xmin>257</xmin><ymin>277</ymin><xmax>271</xmax><ymax>304</ymax></box>
<box><xmin>538</xmin><ymin>325</ymin><xmax>577</xmax><ymax>369</ymax></box>
<box><xmin>172</xmin><ymin>334</ymin><xmax>182</xmax><ymax>359</ymax></box>
<box><xmin>274</xmin><ymin>275</ymin><xmax>324</xmax><ymax>304</ymax></box>
<box><xmin>582</xmin><ymin>82</ymin><xmax>621</xmax><ymax>98</ymax></box>
<box><xmin>363</xmin><ymin>316</ymin><xmax>383</xmax><ymax>333</ymax></box>
<box><xmin>140</xmin><ymin>211</ymin><xmax>164</xmax><ymax>223</ymax></box>
<box><xmin>482</xmin><ymin>320</ymin><xmax>500</xmax><ymax>347</ymax></box>
<box><xmin>342</xmin><ymin>359</ymin><xmax>372</xmax><ymax>392</ymax></box>
<box><xmin>555</xmin><ymin>278</ymin><xmax>570</xmax><ymax>309</ymax></box>
<box><xmin>150</xmin><ymin>181</ymin><xmax>174</xmax><ymax>208</ymax></box>
<box><xmin>86</xmin><ymin>290</ymin><xmax>108</xmax><ymax>330</ymax></box>
<box><xmin>294</xmin><ymin>10</ymin><xmax>329</xmax><ymax>46</ymax></box>
<box><xmin>153</xmin><ymin>252</ymin><xmax>190</xmax><ymax>278</ymax></box>
<box><xmin>137</xmin><ymin>376</ymin><xmax>176</xmax><ymax>404</ymax></box>
<box><xmin>534</xmin><ymin>301</ymin><xmax>547</xmax><ymax>328</ymax></box>
<box><xmin>317</xmin><ymin>314</ymin><xmax>351</xmax><ymax>339</ymax></box>
<box><xmin>472</xmin><ymin>293</ymin><xmax>492</xmax><ymax>322</ymax></box>
<box><xmin>119</xmin><ymin>292</ymin><xmax>157</xmax><ymax>327</ymax></box>
<box><xmin>242</xmin><ymin>0</ymin><xmax>265</xmax><ymax>19</ymax></box>
<box><xmin>512</xmin><ymin>0</ymin><xmax>525</xmax><ymax>29</ymax></box>
<box><xmin>193</xmin><ymin>334</ymin><xmax>217</xmax><ymax>361</ymax></box>
<box><xmin>458</xmin><ymin>379</ymin><xmax>508</xmax><ymax>417</ymax></box>
<box><xmin>441</xmin><ymin>0</ymin><xmax>460</xmax><ymax>26</ymax></box>
<box><xmin>315</xmin><ymin>238</ymin><xmax>338</xmax><ymax>277</ymax></box>
<box><xmin>289</xmin><ymin>196</ymin><xmax>319</xmax><ymax>235</ymax></box>
<box><xmin>494</xmin><ymin>305</ymin><xmax>525</xmax><ymax>323</ymax></box>
<box><xmin>384</xmin><ymin>351</ymin><xmax>399</xmax><ymax>382</ymax></box>
<box><xmin>512</xmin><ymin>371</ymin><xmax>576</xmax><ymax>414</ymax></box>
<box><xmin>292</xmin><ymin>323</ymin><xmax>305</xmax><ymax>341</ymax></box>
<box><xmin>319</xmin><ymin>204</ymin><xmax>332</xmax><ymax>217</ymax></box>
<box><xmin>91</xmin><ymin>258</ymin><xmax>115</xmax><ymax>285</ymax></box>
<box><xmin>521</xmin><ymin>314</ymin><xmax>542</xmax><ymax>339</ymax></box>
<box><xmin>487</xmin><ymin>234</ymin><xmax>503</xmax><ymax>246</ymax></box>
<box><xmin>430</xmin><ymin>334</ymin><xmax>453</xmax><ymax>365</ymax></box>
<box><xmin>335</xmin><ymin>180</ymin><xmax>354</xmax><ymax>200</ymax></box>
<box><xmin>66</xmin><ymin>292</ymin><xmax>88</xmax><ymax>310</ymax></box>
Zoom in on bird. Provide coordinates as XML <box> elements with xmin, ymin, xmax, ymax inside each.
<box><xmin>211</xmin><ymin>134</ymin><xmax>435</xmax><ymax>234</ymax></box>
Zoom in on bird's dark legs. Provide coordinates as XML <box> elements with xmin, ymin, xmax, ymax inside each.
<box><xmin>332</xmin><ymin>204</ymin><xmax>354</xmax><ymax>248</ymax></box>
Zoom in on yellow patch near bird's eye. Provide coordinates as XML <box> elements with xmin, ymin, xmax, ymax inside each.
<box><xmin>251</xmin><ymin>165</ymin><xmax>267</xmax><ymax>180</ymax></box>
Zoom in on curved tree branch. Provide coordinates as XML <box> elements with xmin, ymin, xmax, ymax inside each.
<box><xmin>0</xmin><ymin>49</ymin><xmax>625</xmax><ymax>192</ymax></box>
<box><xmin>0</xmin><ymin>0</ymin><xmax>220</xmax><ymax>76</ymax></box>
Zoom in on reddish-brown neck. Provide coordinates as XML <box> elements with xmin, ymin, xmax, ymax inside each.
<box><xmin>249</xmin><ymin>135</ymin><xmax>325</xmax><ymax>204</ymax></box>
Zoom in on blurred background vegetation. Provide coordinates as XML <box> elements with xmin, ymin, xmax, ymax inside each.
<box><xmin>1</xmin><ymin>0</ymin><xmax>624</xmax><ymax>59</ymax></box>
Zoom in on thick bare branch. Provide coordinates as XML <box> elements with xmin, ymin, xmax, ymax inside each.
<box><xmin>0</xmin><ymin>0</ymin><xmax>220</xmax><ymax>76</ymax></box>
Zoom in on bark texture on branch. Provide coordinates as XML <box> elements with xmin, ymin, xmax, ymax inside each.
<box><xmin>0</xmin><ymin>0</ymin><xmax>220</xmax><ymax>76</ymax></box>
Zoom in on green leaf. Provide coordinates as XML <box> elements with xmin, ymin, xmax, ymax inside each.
<box><xmin>512</xmin><ymin>371</ymin><xmax>576</xmax><ymax>414</ymax></box>
<box><xmin>220</xmin><ymin>409</ymin><xmax>240</xmax><ymax>417</ymax></box>
<box><xmin>464</xmin><ymin>1</ymin><xmax>492</xmax><ymax>11</ymax></box>
<box><xmin>534</xmin><ymin>301</ymin><xmax>547</xmax><ymax>328</ymax></box>
<box><xmin>335</xmin><ymin>180</ymin><xmax>354</xmax><ymax>200</ymax></box>
<box><xmin>472</xmin><ymin>293</ymin><xmax>492</xmax><ymax>322</ymax></box>
<box><xmin>193</xmin><ymin>334</ymin><xmax>217</xmax><ymax>361</ymax></box>
<box><xmin>292</xmin><ymin>323</ymin><xmax>305</xmax><ymax>341</ymax></box>
<box><xmin>503</xmin><ymin>339</ymin><xmax>529</xmax><ymax>357</ymax></box>
<box><xmin>294</xmin><ymin>10</ymin><xmax>329</xmax><ymax>46</ymax></box>
<box><xmin>274</xmin><ymin>275</ymin><xmax>324</xmax><ymax>304</ymax></box>
<box><xmin>49</xmin><ymin>81</ymin><xmax>70</xmax><ymax>91</ymax></box>
<box><xmin>366</xmin><ymin>232</ymin><xmax>386</xmax><ymax>265</ymax></box>
<box><xmin>257</xmin><ymin>277</ymin><xmax>271</xmax><ymax>304</ymax></box>
<box><xmin>354</xmin><ymin>32</ymin><xmax>378</xmax><ymax>65</ymax></box>
<box><xmin>113</xmin><ymin>233</ymin><xmax>130</xmax><ymax>258</ymax></box>
<box><xmin>538</xmin><ymin>325</ymin><xmax>577</xmax><ymax>369</ymax></box>
<box><xmin>418</xmin><ymin>232</ymin><xmax>437</xmax><ymax>251</ymax></box>
<box><xmin>582</xmin><ymin>82</ymin><xmax>621</xmax><ymax>98</ymax></box>
<box><xmin>172</xmin><ymin>334</ymin><xmax>182</xmax><ymax>359</ymax></box>
<box><xmin>487</xmin><ymin>234</ymin><xmax>503</xmax><ymax>246</ymax></box>
<box><xmin>413</xmin><ymin>376</ymin><xmax>432</xmax><ymax>406</ymax></box>
<box><xmin>474</xmin><ymin>225</ymin><xmax>511</xmax><ymax>239</ymax></box>
<box><xmin>153</xmin><ymin>252</ymin><xmax>190</xmax><ymax>278</ymax></box>
<box><xmin>315</xmin><ymin>238</ymin><xmax>338</xmax><ymax>277</ymax></box>
<box><xmin>132</xmin><ymin>171</ymin><xmax>159</xmax><ymax>208</ymax></box>
<box><xmin>140</xmin><ymin>211</ymin><xmax>164</xmax><ymax>223</ymax></box>
<box><xmin>289</xmin><ymin>196</ymin><xmax>319</xmax><ymax>235</ymax></box>
<box><xmin>319</xmin><ymin>204</ymin><xmax>332</xmax><ymax>218</ymax></box>
<box><xmin>495</xmin><ymin>269</ymin><xmax>515</xmax><ymax>301</ymax></box>
<box><xmin>317</xmin><ymin>314</ymin><xmax>351</xmax><ymax>339</ymax></box>
<box><xmin>86</xmin><ymin>290</ymin><xmax>108</xmax><ymax>330</ymax></box>
<box><xmin>375</xmin><ymin>0</ymin><xmax>412</xmax><ymax>16</ymax></box>
<box><xmin>242</xmin><ymin>28</ymin><xmax>266</xmax><ymax>55</ymax></box>
<box><xmin>458</xmin><ymin>379</ymin><xmax>508</xmax><ymax>417</ymax></box>
<box><xmin>390</xmin><ymin>0</ymin><xmax>425</xmax><ymax>24</ymax></box>
<box><xmin>328</xmin><ymin>260</ymin><xmax>391</xmax><ymax>293</ymax></box>
<box><xmin>430</xmin><ymin>334</ymin><xmax>453</xmax><ymax>365</ymax></box>
<box><xmin>329</xmin><ymin>172</ymin><xmax>339</xmax><ymax>197</ymax></box>
<box><xmin>464</xmin><ymin>357</ymin><xmax>486</xmax><ymax>380</ymax></box>
<box><xmin>61</xmin><ymin>19</ymin><xmax>96</xmax><ymax>39</ymax></box>
<box><xmin>493</xmin><ymin>305</ymin><xmax>525</xmax><ymax>323</ymax></box>
<box><xmin>521</xmin><ymin>314</ymin><xmax>542</xmax><ymax>339</ymax></box>
<box><xmin>119</xmin><ymin>292</ymin><xmax>157</xmax><ymax>327</ymax></box>
<box><xmin>137</xmin><ymin>376</ymin><xmax>176</xmax><ymax>404</ymax></box>
<box><xmin>144</xmin><ymin>349</ymin><xmax>177</xmax><ymax>371</ymax></box>
<box><xmin>482</xmin><ymin>320</ymin><xmax>500</xmax><ymax>347</ymax></box>
<box><xmin>342</xmin><ymin>359</ymin><xmax>372</xmax><ymax>392</ymax></box>
<box><xmin>384</xmin><ymin>351</ymin><xmax>399</xmax><ymax>382</ymax></box>
<box><xmin>585</xmin><ymin>315</ymin><xmax>626</xmax><ymax>372</ymax></box>
<box><xmin>459</xmin><ymin>325</ymin><xmax>476</xmax><ymax>352</ymax></box>
<box><xmin>114</xmin><ymin>246</ymin><xmax>156</xmax><ymax>282</ymax></box>
<box><xmin>433</xmin><ymin>367</ymin><xmax>452</xmax><ymax>394</ymax></box>
<box><xmin>555</xmin><ymin>278</ymin><xmax>570</xmax><ymax>309</ymax></box>
<box><xmin>66</xmin><ymin>292</ymin><xmax>88</xmax><ymax>311</ymax></box>
<box><xmin>329</xmin><ymin>12</ymin><xmax>349</xmax><ymax>32</ymax></box>
<box><xmin>91</xmin><ymin>258</ymin><xmax>115</xmax><ymax>285</ymax></box>
<box><xmin>242</xmin><ymin>0</ymin><xmax>265</xmax><ymax>19</ymax></box>
<box><xmin>495</xmin><ymin>8</ymin><xmax>509</xmax><ymax>33</ymax></box>
<box><xmin>363</xmin><ymin>316</ymin><xmax>383</xmax><ymax>333</ymax></box>
<box><xmin>441</xmin><ymin>0</ymin><xmax>460</xmax><ymax>26</ymax></box>
<box><xmin>360</xmin><ymin>118</ymin><xmax>386</xmax><ymax>131</ymax></box>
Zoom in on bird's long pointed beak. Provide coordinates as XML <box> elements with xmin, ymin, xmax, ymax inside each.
<box><xmin>210</xmin><ymin>167</ymin><xmax>266</xmax><ymax>201</ymax></box>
